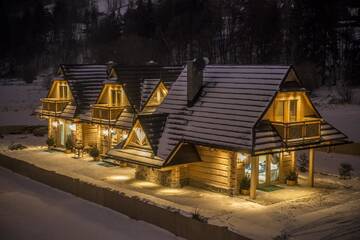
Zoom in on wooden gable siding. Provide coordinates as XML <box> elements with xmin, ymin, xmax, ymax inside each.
<box><xmin>82</xmin><ymin>124</ymin><xmax>99</xmax><ymax>148</ymax></box>
<box><xmin>188</xmin><ymin>146</ymin><xmax>234</xmax><ymax>191</ymax></box>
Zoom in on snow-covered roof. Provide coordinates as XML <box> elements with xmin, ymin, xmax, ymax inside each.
<box><xmin>156</xmin><ymin>65</ymin><xmax>292</xmax><ymax>159</ymax></box>
<box><xmin>59</xmin><ymin>64</ymin><xmax>108</xmax><ymax>116</ymax></box>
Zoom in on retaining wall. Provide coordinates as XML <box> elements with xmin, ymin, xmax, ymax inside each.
<box><xmin>0</xmin><ymin>153</ymin><xmax>249</xmax><ymax>240</ymax></box>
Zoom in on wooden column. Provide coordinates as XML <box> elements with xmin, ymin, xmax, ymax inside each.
<box><xmin>279</xmin><ymin>152</ymin><xmax>285</xmax><ymax>183</ymax></box>
<box><xmin>250</xmin><ymin>156</ymin><xmax>258</xmax><ymax>199</ymax></box>
<box><xmin>265</xmin><ymin>155</ymin><xmax>271</xmax><ymax>186</ymax></box>
<box><xmin>291</xmin><ymin>151</ymin><xmax>296</xmax><ymax>172</ymax></box>
<box><xmin>309</xmin><ymin>148</ymin><xmax>314</xmax><ymax>187</ymax></box>
<box><xmin>228</xmin><ymin>153</ymin><xmax>238</xmax><ymax>196</ymax></box>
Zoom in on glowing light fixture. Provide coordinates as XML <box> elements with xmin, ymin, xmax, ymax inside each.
<box><xmin>237</xmin><ymin>152</ymin><xmax>249</xmax><ymax>165</ymax></box>
<box><xmin>52</xmin><ymin>120</ymin><xmax>59</xmax><ymax>128</ymax></box>
<box><xmin>69</xmin><ymin>123</ymin><xmax>76</xmax><ymax>131</ymax></box>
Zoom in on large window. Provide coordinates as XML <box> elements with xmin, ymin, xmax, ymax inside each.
<box><xmin>274</xmin><ymin>99</ymin><xmax>298</xmax><ymax>122</ymax></box>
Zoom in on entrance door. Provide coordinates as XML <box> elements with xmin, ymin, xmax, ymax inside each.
<box><xmin>258</xmin><ymin>154</ymin><xmax>280</xmax><ymax>186</ymax></box>
<box><xmin>59</xmin><ymin>123</ymin><xmax>65</xmax><ymax>146</ymax></box>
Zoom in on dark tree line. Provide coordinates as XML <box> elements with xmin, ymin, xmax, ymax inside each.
<box><xmin>0</xmin><ymin>0</ymin><xmax>359</xmax><ymax>88</ymax></box>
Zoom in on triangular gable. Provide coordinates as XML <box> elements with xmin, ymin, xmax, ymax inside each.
<box><xmin>124</xmin><ymin>120</ymin><xmax>152</xmax><ymax>150</ymax></box>
<box><xmin>47</xmin><ymin>80</ymin><xmax>73</xmax><ymax>100</ymax></box>
<box><xmin>280</xmin><ymin>67</ymin><xmax>304</xmax><ymax>90</ymax></box>
<box><xmin>163</xmin><ymin>142</ymin><xmax>201</xmax><ymax>167</ymax></box>
<box><xmin>95</xmin><ymin>83</ymin><xmax>130</xmax><ymax>106</ymax></box>
<box><xmin>56</xmin><ymin>65</ymin><xmax>65</xmax><ymax>77</ymax></box>
<box><xmin>142</xmin><ymin>81</ymin><xmax>168</xmax><ymax>112</ymax></box>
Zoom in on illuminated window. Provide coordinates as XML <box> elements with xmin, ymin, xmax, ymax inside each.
<box><xmin>274</xmin><ymin>100</ymin><xmax>284</xmax><ymax>122</ymax></box>
<box><xmin>111</xmin><ymin>89</ymin><xmax>122</xmax><ymax>106</ymax></box>
<box><xmin>59</xmin><ymin>85</ymin><xmax>68</xmax><ymax>99</ymax></box>
<box><xmin>134</xmin><ymin>127</ymin><xmax>147</xmax><ymax>146</ymax></box>
<box><xmin>289</xmin><ymin>100</ymin><xmax>298</xmax><ymax>122</ymax></box>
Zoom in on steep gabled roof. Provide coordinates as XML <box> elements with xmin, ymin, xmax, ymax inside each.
<box><xmin>59</xmin><ymin>64</ymin><xmax>108</xmax><ymax>116</ymax></box>
<box><xmin>110</xmin><ymin>65</ymin><xmax>183</xmax><ymax>111</ymax></box>
<box><xmin>156</xmin><ymin>65</ymin><xmax>292</xmax><ymax>159</ymax></box>
<box><xmin>137</xmin><ymin>113</ymin><xmax>168</xmax><ymax>155</ymax></box>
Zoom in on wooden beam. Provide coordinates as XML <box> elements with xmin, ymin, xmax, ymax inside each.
<box><xmin>250</xmin><ymin>156</ymin><xmax>258</xmax><ymax>199</ymax></box>
<box><xmin>265</xmin><ymin>155</ymin><xmax>271</xmax><ymax>186</ymax></box>
<box><xmin>291</xmin><ymin>151</ymin><xmax>296</xmax><ymax>172</ymax></box>
<box><xmin>309</xmin><ymin>148</ymin><xmax>314</xmax><ymax>187</ymax></box>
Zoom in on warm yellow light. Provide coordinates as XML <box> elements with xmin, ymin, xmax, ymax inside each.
<box><xmin>105</xmin><ymin>175</ymin><xmax>131</xmax><ymax>181</ymax></box>
<box><xmin>132</xmin><ymin>181</ymin><xmax>158</xmax><ymax>188</ymax></box>
<box><xmin>157</xmin><ymin>188</ymin><xmax>185</xmax><ymax>195</ymax></box>
<box><xmin>237</xmin><ymin>152</ymin><xmax>248</xmax><ymax>164</ymax></box>
<box><xmin>52</xmin><ymin>121</ymin><xmax>58</xmax><ymax>127</ymax></box>
<box><xmin>69</xmin><ymin>123</ymin><xmax>76</xmax><ymax>131</ymax></box>
<box><xmin>102</xmin><ymin>129</ymin><xmax>109</xmax><ymax>136</ymax></box>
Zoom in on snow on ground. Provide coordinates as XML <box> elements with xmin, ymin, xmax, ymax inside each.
<box><xmin>0</xmin><ymin>166</ymin><xmax>182</xmax><ymax>240</ymax></box>
<box><xmin>0</xmin><ymin>78</ymin><xmax>47</xmax><ymax>126</ymax></box>
<box><xmin>1</xmin><ymin>134</ymin><xmax>360</xmax><ymax>240</ymax></box>
<box><xmin>312</xmin><ymin>87</ymin><xmax>360</xmax><ymax>142</ymax></box>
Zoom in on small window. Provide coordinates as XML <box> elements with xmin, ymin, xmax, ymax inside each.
<box><xmin>59</xmin><ymin>85</ymin><xmax>68</xmax><ymax>99</ymax></box>
<box><xmin>111</xmin><ymin>89</ymin><xmax>121</xmax><ymax>106</ymax></box>
<box><xmin>289</xmin><ymin>100</ymin><xmax>298</xmax><ymax>122</ymax></box>
<box><xmin>274</xmin><ymin>101</ymin><xmax>284</xmax><ymax>122</ymax></box>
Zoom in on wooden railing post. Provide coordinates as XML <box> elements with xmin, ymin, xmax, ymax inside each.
<box><xmin>309</xmin><ymin>148</ymin><xmax>314</xmax><ymax>187</ymax></box>
<box><xmin>250</xmin><ymin>156</ymin><xmax>258</xmax><ymax>200</ymax></box>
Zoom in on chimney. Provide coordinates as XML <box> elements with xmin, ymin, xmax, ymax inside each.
<box><xmin>187</xmin><ymin>58</ymin><xmax>208</xmax><ymax>106</ymax></box>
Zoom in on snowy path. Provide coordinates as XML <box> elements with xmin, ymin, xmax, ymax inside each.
<box><xmin>0</xmin><ymin>167</ymin><xmax>181</xmax><ymax>240</ymax></box>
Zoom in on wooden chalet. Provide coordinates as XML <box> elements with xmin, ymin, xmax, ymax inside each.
<box><xmin>36</xmin><ymin>64</ymin><xmax>182</xmax><ymax>154</ymax></box>
<box><xmin>37</xmin><ymin>61</ymin><xmax>349</xmax><ymax>199</ymax></box>
<box><xmin>107</xmin><ymin>60</ymin><xmax>350</xmax><ymax>199</ymax></box>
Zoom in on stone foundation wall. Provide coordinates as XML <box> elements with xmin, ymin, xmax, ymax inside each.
<box><xmin>135</xmin><ymin>165</ymin><xmax>172</xmax><ymax>187</ymax></box>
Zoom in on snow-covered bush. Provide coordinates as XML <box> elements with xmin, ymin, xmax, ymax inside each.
<box><xmin>65</xmin><ymin>135</ymin><xmax>74</xmax><ymax>151</ymax></box>
<box><xmin>8</xmin><ymin>143</ymin><xmax>27</xmax><ymax>150</ymax></box>
<box><xmin>46</xmin><ymin>136</ymin><xmax>55</xmax><ymax>147</ymax></box>
<box><xmin>33</xmin><ymin>126</ymin><xmax>47</xmax><ymax>137</ymax></box>
<box><xmin>89</xmin><ymin>146</ymin><xmax>100</xmax><ymax>161</ymax></box>
<box><xmin>240</xmin><ymin>175</ymin><xmax>251</xmax><ymax>190</ymax></box>
<box><xmin>338</xmin><ymin>163</ymin><xmax>354</xmax><ymax>179</ymax></box>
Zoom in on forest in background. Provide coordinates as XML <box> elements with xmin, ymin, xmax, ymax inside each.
<box><xmin>0</xmin><ymin>0</ymin><xmax>359</xmax><ymax>91</ymax></box>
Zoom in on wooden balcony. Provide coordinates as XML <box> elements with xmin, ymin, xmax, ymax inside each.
<box><xmin>272</xmin><ymin>119</ymin><xmax>321</xmax><ymax>145</ymax></box>
<box><xmin>41</xmin><ymin>98</ymin><xmax>70</xmax><ymax>116</ymax></box>
<box><xmin>91</xmin><ymin>105</ymin><xmax>123</xmax><ymax>124</ymax></box>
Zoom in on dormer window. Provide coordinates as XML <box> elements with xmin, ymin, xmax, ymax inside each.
<box><xmin>274</xmin><ymin>99</ymin><xmax>298</xmax><ymax>122</ymax></box>
<box><xmin>111</xmin><ymin>88</ymin><xmax>122</xmax><ymax>106</ymax></box>
<box><xmin>59</xmin><ymin>85</ymin><xmax>68</xmax><ymax>99</ymax></box>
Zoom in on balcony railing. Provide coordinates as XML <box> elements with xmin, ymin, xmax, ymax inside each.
<box><xmin>41</xmin><ymin>98</ymin><xmax>70</xmax><ymax>116</ymax></box>
<box><xmin>91</xmin><ymin>105</ymin><xmax>123</xmax><ymax>123</ymax></box>
<box><xmin>272</xmin><ymin>119</ymin><xmax>321</xmax><ymax>144</ymax></box>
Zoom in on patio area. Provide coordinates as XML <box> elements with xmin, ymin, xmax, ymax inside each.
<box><xmin>1</xmin><ymin>134</ymin><xmax>360</xmax><ymax>240</ymax></box>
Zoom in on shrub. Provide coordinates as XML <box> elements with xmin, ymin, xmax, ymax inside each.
<box><xmin>240</xmin><ymin>175</ymin><xmax>251</xmax><ymax>190</ymax></box>
<box><xmin>65</xmin><ymin>135</ymin><xmax>74</xmax><ymax>150</ymax></box>
<box><xmin>8</xmin><ymin>143</ymin><xmax>27</xmax><ymax>150</ymax></box>
<box><xmin>192</xmin><ymin>209</ymin><xmax>207</xmax><ymax>223</ymax></box>
<box><xmin>286</xmin><ymin>171</ymin><xmax>298</xmax><ymax>181</ymax></box>
<box><xmin>33</xmin><ymin>127</ymin><xmax>48</xmax><ymax>137</ymax></box>
<box><xmin>89</xmin><ymin>146</ymin><xmax>100</xmax><ymax>160</ymax></box>
<box><xmin>338</xmin><ymin>163</ymin><xmax>354</xmax><ymax>179</ymax></box>
<box><xmin>299</xmin><ymin>153</ymin><xmax>307</xmax><ymax>172</ymax></box>
<box><xmin>46</xmin><ymin>136</ymin><xmax>55</xmax><ymax>147</ymax></box>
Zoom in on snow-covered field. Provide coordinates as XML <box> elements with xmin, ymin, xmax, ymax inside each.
<box><xmin>0</xmin><ymin>166</ymin><xmax>181</xmax><ymax>240</ymax></box>
<box><xmin>0</xmin><ymin>78</ymin><xmax>47</xmax><ymax>126</ymax></box>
